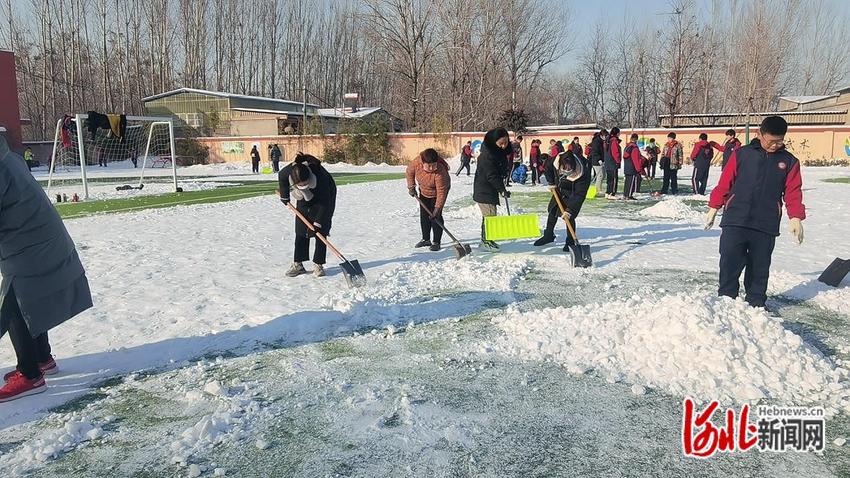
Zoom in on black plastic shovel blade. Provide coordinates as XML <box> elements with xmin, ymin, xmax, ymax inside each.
<box><xmin>340</xmin><ymin>259</ymin><xmax>366</xmax><ymax>288</ymax></box>
<box><xmin>568</xmin><ymin>244</ymin><xmax>592</xmax><ymax>268</ymax></box>
<box><xmin>818</xmin><ymin>258</ymin><xmax>850</xmax><ymax>287</ymax></box>
<box><xmin>451</xmin><ymin>243</ymin><xmax>472</xmax><ymax>259</ymax></box>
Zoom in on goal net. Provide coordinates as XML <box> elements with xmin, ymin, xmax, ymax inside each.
<box><xmin>47</xmin><ymin>114</ymin><xmax>178</xmax><ymax>201</ymax></box>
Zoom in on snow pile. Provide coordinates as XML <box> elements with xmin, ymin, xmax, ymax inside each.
<box><xmin>0</xmin><ymin>414</ymin><xmax>107</xmax><ymax>475</ymax></box>
<box><xmin>638</xmin><ymin>198</ymin><xmax>702</xmax><ymax>222</ymax></box>
<box><xmin>321</xmin><ymin>256</ymin><xmax>529</xmax><ymax>315</ymax></box>
<box><xmin>490</xmin><ymin>293</ymin><xmax>850</xmax><ymax>411</ymax></box>
<box><xmin>445</xmin><ymin>204</ymin><xmax>482</xmax><ymax>220</ymax></box>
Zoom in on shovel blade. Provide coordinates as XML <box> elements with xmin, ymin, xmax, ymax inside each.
<box><xmin>340</xmin><ymin>259</ymin><xmax>366</xmax><ymax>288</ymax></box>
<box><xmin>451</xmin><ymin>243</ymin><xmax>472</xmax><ymax>259</ymax></box>
<box><xmin>818</xmin><ymin>258</ymin><xmax>850</xmax><ymax>287</ymax></box>
<box><xmin>568</xmin><ymin>244</ymin><xmax>593</xmax><ymax>268</ymax></box>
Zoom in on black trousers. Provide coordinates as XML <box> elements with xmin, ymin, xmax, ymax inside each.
<box><xmin>692</xmin><ymin>165</ymin><xmax>710</xmax><ymax>195</ymax></box>
<box><xmin>544</xmin><ymin>193</ymin><xmax>582</xmax><ymax>246</ymax></box>
<box><xmin>294</xmin><ymin>234</ymin><xmax>328</xmax><ymax>265</ymax></box>
<box><xmin>661</xmin><ymin>167</ymin><xmax>678</xmax><ymax>194</ymax></box>
<box><xmin>718</xmin><ymin>226</ymin><xmax>776</xmax><ymax>308</ymax></box>
<box><xmin>252</xmin><ymin>160</ymin><xmax>260</xmax><ymax>173</ymax></box>
<box><xmin>530</xmin><ymin>165</ymin><xmax>538</xmax><ymax>184</ymax></box>
<box><xmin>418</xmin><ymin>195</ymin><xmax>444</xmax><ymax>244</ymax></box>
<box><xmin>3</xmin><ymin>287</ymin><xmax>51</xmax><ymax>380</ymax></box>
<box><xmin>272</xmin><ymin>160</ymin><xmax>280</xmax><ymax>173</ymax></box>
<box><xmin>456</xmin><ymin>158</ymin><xmax>471</xmax><ymax>176</ymax></box>
<box><xmin>623</xmin><ymin>174</ymin><xmax>639</xmax><ymax>198</ymax></box>
<box><xmin>605</xmin><ymin>169</ymin><xmax>619</xmax><ymax>195</ymax></box>
<box><xmin>647</xmin><ymin>159</ymin><xmax>656</xmax><ymax>179</ymax></box>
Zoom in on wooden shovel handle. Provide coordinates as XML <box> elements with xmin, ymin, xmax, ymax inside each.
<box><xmin>550</xmin><ymin>188</ymin><xmax>579</xmax><ymax>243</ymax></box>
<box><xmin>286</xmin><ymin>203</ymin><xmax>348</xmax><ymax>262</ymax></box>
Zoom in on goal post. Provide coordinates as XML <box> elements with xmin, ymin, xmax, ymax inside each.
<box><xmin>47</xmin><ymin>114</ymin><xmax>179</xmax><ymax>200</ymax></box>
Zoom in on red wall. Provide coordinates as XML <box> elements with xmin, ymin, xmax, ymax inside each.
<box><xmin>0</xmin><ymin>50</ymin><xmax>23</xmax><ymax>151</ymax></box>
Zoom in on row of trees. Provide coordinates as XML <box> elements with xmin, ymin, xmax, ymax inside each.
<box><xmin>2</xmin><ymin>0</ymin><xmax>848</xmax><ymax>141</ymax></box>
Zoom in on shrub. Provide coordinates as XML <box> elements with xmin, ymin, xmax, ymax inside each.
<box><xmin>175</xmin><ymin>136</ymin><xmax>209</xmax><ymax>166</ymax></box>
<box><xmin>324</xmin><ymin>117</ymin><xmax>398</xmax><ymax>165</ymax></box>
<box><xmin>497</xmin><ymin>108</ymin><xmax>529</xmax><ymax>134</ymax></box>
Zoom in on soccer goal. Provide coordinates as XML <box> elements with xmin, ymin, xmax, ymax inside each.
<box><xmin>47</xmin><ymin>113</ymin><xmax>179</xmax><ymax>201</ymax></box>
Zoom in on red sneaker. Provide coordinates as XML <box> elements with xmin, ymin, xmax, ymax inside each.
<box><xmin>0</xmin><ymin>372</ymin><xmax>46</xmax><ymax>402</ymax></box>
<box><xmin>3</xmin><ymin>356</ymin><xmax>58</xmax><ymax>382</ymax></box>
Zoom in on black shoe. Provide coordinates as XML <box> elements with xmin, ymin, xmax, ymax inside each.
<box><xmin>533</xmin><ymin>234</ymin><xmax>555</xmax><ymax>246</ymax></box>
<box><xmin>429</xmin><ymin>243</ymin><xmax>441</xmax><ymax>252</ymax></box>
<box><xmin>415</xmin><ymin>240</ymin><xmax>431</xmax><ymax>248</ymax></box>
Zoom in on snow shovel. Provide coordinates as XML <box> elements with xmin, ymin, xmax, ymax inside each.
<box><xmin>551</xmin><ymin>188</ymin><xmax>592</xmax><ymax>268</ymax></box>
<box><xmin>414</xmin><ymin>196</ymin><xmax>472</xmax><ymax>259</ymax></box>
<box><xmin>818</xmin><ymin>258</ymin><xmax>850</xmax><ymax>287</ymax></box>
<box><xmin>483</xmin><ymin>195</ymin><xmax>540</xmax><ymax>241</ymax></box>
<box><xmin>286</xmin><ymin>203</ymin><xmax>366</xmax><ymax>287</ymax></box>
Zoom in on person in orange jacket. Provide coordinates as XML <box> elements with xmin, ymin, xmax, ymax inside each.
<box><xmin>407</xmin><ymin>148</ymin><xmax>451</xmax><ymax>251</ymax></box>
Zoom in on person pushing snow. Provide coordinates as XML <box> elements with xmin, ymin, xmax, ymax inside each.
<box><xmin>705</xmin><ymin>116</ymin><xmax>805</xmax><ymax>309</ymax></box>
<box><xmin>407</xmin><ymin>148</ymin><xmax>451</xmax><ymax>251</ymax></box>
<box><xmin>533</xmin><ymin>149</ymin><xmax>591</xmax><ymax>251</ymax></box>
<box><xmin>279</xmin><ymin>154</ymin><xmax>338</xmax><ymax>278</ymax></box>
<box><xmin>473</xmin><ymin>128</ymin><xmax>511</xmax><ymax>252</ymax></box>
<box><xmin>0</xmin><ymin>135</ymin><xmax>93</xmax><ymax>402</ymax></box>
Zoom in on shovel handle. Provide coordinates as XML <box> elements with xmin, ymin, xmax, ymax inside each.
<box><xmin>550</xmin><ymin>188</ymin><xmax>580</xmax><ymax>243</ymax></box>
<box><xmin>286</xmin><ymin>203</ymin><xmax>349</xmax><ymax>263</ymax></box>
<box><xmin>413</xmin><ymin>195</ymin><xmax>462</xmax><ymax>245</ymax></box>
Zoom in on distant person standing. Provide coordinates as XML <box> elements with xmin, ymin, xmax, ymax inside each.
<box><xmin>690</xmin><ymin>133</ymin><xmax>714</xmax><ymax>195</ymax></box>
<box><xmin>457</xmin><ymin>141</ymin><xmax>473</xmax><ymax>176</ymax></box>
<box><xmin>528</xmin><ymin>139</ymin><xmax>541</xmax><ymax>185</ymax></box>
<box><xmin>508</xmin><ymin>135</ymin><xmax>523</xmax><ymax>186</ymax></box>
<box><xmin>23</xmin><ymin>147</ymin><xmax>34</xmax><ymax>172</ymax></box>
<box><xmin>660</xmin><ymin>132</ymin><xmax>683</xmax><ymax>195</ymax></box>
<box><xmin>0</xmin><ymin>136</ymin><xmax>93</xmax><ymax>402</ymax></box>
<box><xmin>603</xmin><ymin>127</ymin><xmax>622</xmax><ymax>199</ymax></box>
<box><xmin>711</xmin><ymin>129</ymin><xmax>742</xmax><ymax>170</ymax></box>
<box><xmin>644</xmin><ymin>138</ymin><xmax>660</xmax><ymax>179</ymax></box>
<box><xmin>130</xmin><ymin>148</ymin><xmax>138</xmax><ymax>168</ymax></box>
<box><xmin>250</xmin><ymin>145</ymin><xmax>261</xmax><ymax>174</ymax></box>
<box><xmin>622</xmin><ymin>133</ymin><xmax>647</xmax><ymax>200</ymax></box>
<box><xmin>271</xmin><ymin>144</ymin><xmax>282</xmax><ymax>173</ymax></box>
<box><xmin>569</xmin><ymin>137</ymin><xmax>582</xmax><ymax>156</ymax></box>
<box><xmin>705</xmin><ymin>116</ymin><xmax>805</xmax><ymax>308</ymax></box>
<box><xmin>588</xmin><ymin>129</ymin><xmax>607</xmax><ymax>197</ymax></box>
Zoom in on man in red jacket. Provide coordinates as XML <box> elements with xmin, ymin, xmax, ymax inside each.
<box><xmin>622</xmin><ymin>133</ymin><xmax>647</xmax><ymax>200</ymax></box>
<box><xmin>705</xmin><ymin>116</ymin><xmax>805</xmax><ymax>308</ymax></box>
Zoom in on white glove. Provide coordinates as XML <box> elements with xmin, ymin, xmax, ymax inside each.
<box><xmin>704</xmin><ymin>208</ymin><xmax>718</xmax><ymax>230</ymax></box>
<box><xmin>789</xmin><ymin>218</ymin><xmax>803</xmax><ymax>244</ymax></box>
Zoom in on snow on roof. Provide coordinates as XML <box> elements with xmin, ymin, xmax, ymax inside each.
<box><xmin>231</xmin><ymin>107</ymin><xmax>306</xmax><ymax>116</ymax></box>
<box><xmin>779</xmin><ymin>95</ymin><xmax>835</xmax><ymax>104</ymax></box>
<box><xmin>834</xmin><ymin>85</ymin><xmax>850</xmax><ymax>94</ymax></box>
<box><xmin>141</xmin><ymin>87</ymin><xmax>318</xmax><ymax>108</ymax></box>
<box><xmin>317</xmin><ymin>107</ymin><xmax>383</xmax><ymax>119</ymax></box>
<box><xmin>658</xmin><ymin>110</ymin><xmax>847</xmax><ymax>117</ymax></box>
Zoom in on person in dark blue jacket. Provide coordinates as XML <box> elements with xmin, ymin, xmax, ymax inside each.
<box><xmin>705</xmin><ymin>116</ymin><xmax>805</xmax><ymax>308</ymax></box>
<box><xmin>603</xmin><ymin>127</ymin><xmax>622</xmax><ymax>199</ymax></box>
<box><xmin>689</xmin><ymin>133</ymin><xmax>714</xmax><ymax>195</ymax></box>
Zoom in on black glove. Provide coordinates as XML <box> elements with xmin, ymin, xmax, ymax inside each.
<box><xmin>501</xmin><ymin>190</ymin><xmax>511</xmax><ymax>198</ymax></box>
<box><xmin>280</xmin><ymin>197</ymin><xmax>290</xmax><ymax>206</ymax></box>
<box><xmin>408</xmin><ymin>187</ymin><xmax>417</xmax><ymax>197</ymax></box>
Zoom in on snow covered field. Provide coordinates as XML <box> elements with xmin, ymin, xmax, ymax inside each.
<box><xmin>1</xmin><ymin>162</ymin><xmax>849</xmax><ymax>476</ymax></box>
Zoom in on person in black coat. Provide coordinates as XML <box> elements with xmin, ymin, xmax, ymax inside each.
<box><xmin>473</xmin><ymin>128</ymin><xmax>511</xmax><ymax>251</ymax></box>
<box><xmin>271</xmin><ymin>144</ymin><xmax>282</xmax><ymax>173</ymax></box>
<box><xmin>250</xmin><ymin>145</ymin><xmax>261</xmax><ymax>174</ymax></box>
<box><xmin>279</xmin><ymin>154</ymin><xmax>337</xmax><ymax>278</ymax></box>
<box><xmin>533</xmin><ymin>149</ymin><xmax>591</xmax><ymax>251</ymax></box>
